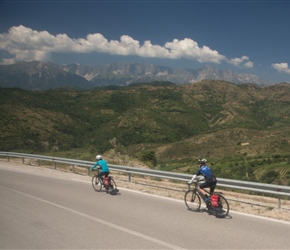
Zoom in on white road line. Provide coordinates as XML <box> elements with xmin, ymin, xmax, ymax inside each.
<box><xmin>1</xmin><ymin>185</ymin><xmax>186</xmax><ymax>250</ymax></box>
<box><xmin>2</xmin><ymin>165</ymin><xmax>289</xmax><ymax>225</ymax></box>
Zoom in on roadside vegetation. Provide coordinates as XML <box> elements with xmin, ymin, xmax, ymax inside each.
<box><xmin>1</xmin><ymin>80</ymin><xmax>290</xmax><ymax>185</ymax></box>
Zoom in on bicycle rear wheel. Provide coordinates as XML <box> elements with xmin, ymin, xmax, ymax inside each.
<box><xmin>184</xmin><ymin>190</ymin><xmax>201</xmax><ymax>211</ymax></box>
<box><xmin>212</xmin><ymin>194</ymin><xmax>229</xmax><ymax>218</ymax></box>
<box><xmin>109</xmin><ymin>178</ymin><xmax>117</xmax><ymax>190</ymax></box>
<box><xmin>92</xmin><ymin>175</ymin><xmax>102</xmax><ymax>191</ymax></box>
<box><xmin>104</xmin><ymin>177</ymin><xmax>117</xmax><ymax>193</ymax></box>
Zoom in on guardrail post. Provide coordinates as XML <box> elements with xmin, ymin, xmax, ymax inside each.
<box><xmin>87</xmin><ymin>168</ymin><xmax>90</xmax><ymax>176</ymax></box>
<box><xmin>128</xmin><ymin>173</ymin><xmax>131</xmax><ymax>182</ymax></box>
<box><xmin>72</xmin><ymin>164</ymin><xmax>75</xmax><ymax>173</ymax></box>
<box><xmin>52</xmin><ymin>159</ymin><xmax>56</xmax><ymax>170</ymax></box>
<box><xmin>37</xmin><ymin>160</ymin><xmax>40</xmax><ymax>166</ymax></box>
<box><xmin>278</xmin><ymin>195</ymin><xmax>281</xmax><ymax>209</ymax></box>
<box><xmin>22</xmin><ymin>158</ymin><xmax>24</xmax><ymax>164</ymax></box>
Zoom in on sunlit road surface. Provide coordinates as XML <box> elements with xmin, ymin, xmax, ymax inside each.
<box><xmin>0</xmin><ymin>162</ymin><xmax>289</xmax><ymax>249</ymax></box>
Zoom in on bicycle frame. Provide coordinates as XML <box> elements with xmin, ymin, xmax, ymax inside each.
<box><xmin>187</xmin><ymin>179</ymin><xmax>208</xmax><ymax>198</ymax></box>
<box><xmin>92</xmin><ymin>169</ymin><xmax>117</xmax><ymax>193</ymax></box>
<box><xmin>185</xmin><ymin>179</ymin><xmax>230</xmax><ymax>218</ymax></box>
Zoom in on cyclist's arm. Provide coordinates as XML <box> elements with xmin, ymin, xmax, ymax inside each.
<box><xmin>91</xmin><ymin>161</ymin><xmax>100</xmax><ymax>171</ymax></box>
<box><xmin>188</xmin><ymin>174</ymin><xmax>197</xmax><ymax>184</ymax></box>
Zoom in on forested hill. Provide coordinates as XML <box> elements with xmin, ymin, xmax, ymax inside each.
<box><xmin>1</xmin><ymin>80</ymin><xmax>290</xmax><ymax>184</ymax></box>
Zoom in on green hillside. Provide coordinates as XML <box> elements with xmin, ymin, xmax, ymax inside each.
<box><xmin>1</xmin><ymin>80</ymin><xmax>290</xmax><ymax>184</ymax></box>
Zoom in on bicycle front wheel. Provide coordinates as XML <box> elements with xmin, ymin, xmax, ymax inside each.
<box><xmin>184</xmin><ymin>190</ymin><xmax>201</xmax><ymax>211</ymax></box>
<box><xmin>212</xmin><ymin>194</ymin><xmax>229</xmax><ymax>218</ymax></box>
<box><xmin>92</xmin><ymin>175</ymin><xmax>102</xmax><ymax>192</ymax></box>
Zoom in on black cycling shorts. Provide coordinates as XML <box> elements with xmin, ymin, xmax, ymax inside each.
<box><xmin>200</xmin><ymin>180</ymin><xmax>217</xmax><ymax>195</ymax></box>
<box><xmin>98</xmin><ymin>171</ymin><xmax>109</xmax><ymax>178</ymax></box>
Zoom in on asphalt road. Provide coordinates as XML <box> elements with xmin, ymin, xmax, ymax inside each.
<box><xmin>0</xmin><ymin>163</ymin><xmax>289</xmax><ymax>249</ymax></box>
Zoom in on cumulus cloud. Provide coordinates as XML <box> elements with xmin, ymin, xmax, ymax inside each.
<box><xmin>0</xmin><ymin>25</ymin><xmax>249</xmax><ymax>68</ymax></box>
<box><xmin>272</xmin><ymin>62</ymin><xmax>290</xmax><ymax>74</ymax></box>
<box><xmin>164</xmin><ymin>38</ymin><xmax>225</xmax><ymax>63</ymax></box>
<box><xmin>228</xmin><ymin>56</ymin><xmax>254</xmax><ymax>68</ymax></box>
<box><xmin>244</xmin><ymin>61</ymin><xmax>254</xmax><ymax>68</ymax></box>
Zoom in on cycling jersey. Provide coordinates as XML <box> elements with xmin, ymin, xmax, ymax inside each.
<box><xmin>92</xmin><ymin>159</ymin><xmax>109</xmax><ymax>173</ymax></box>
<box><xmin>196</xmin><ymin>165</ymin><xmax>216</xmax><ymax>182</ymax></box>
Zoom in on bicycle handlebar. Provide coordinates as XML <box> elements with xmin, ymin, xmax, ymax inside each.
<box><xmin>91</xmin><ymin>167</ymin><xmax>101</xmax><ymax>172</ymax></box>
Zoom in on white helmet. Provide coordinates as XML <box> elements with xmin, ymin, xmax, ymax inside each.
<box><xmin>96</xmin><ymin>155</ymin><xmax>102</xmax><ymax>160</ymax></box>
<box><xmin>199</xmin><ymin>158</ymin><xmax>207</xmax><ymax>164</ymax></box>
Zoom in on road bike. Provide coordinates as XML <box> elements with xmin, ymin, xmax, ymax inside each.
<box><xmin>184</xmin><ymin>179</ymin><xmax>229</xmax><ymax>218</ymax></box>
<box><xmin>91</xmin><ymin>169</ymin><xmax>117</xmax><ymax>193</ymax></box>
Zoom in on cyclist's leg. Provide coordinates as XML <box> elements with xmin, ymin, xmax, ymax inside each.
<box><xmin>98</xmin><ymin>172</ymin><xmax>109</xmax><ymax>177</ymax></box>
<box><xmin>100</xmin><ymin>172</ymin><xmax>110</xmax><ymax>190</ymax></box>
<box><xmin>199</xmin><ymin>182</ymin><xmax>210</xmax><ymax>198</ymax></box>
<box><xmin>98</xmin><ymin>172</ymin><xmax>106</xmax><ymax>187</ymax></box>
<box><xmin>209</xmin><ymin>180</ymin><xmax>217</xmax><ymax>195</ymax></box>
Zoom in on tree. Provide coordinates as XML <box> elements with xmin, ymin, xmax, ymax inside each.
<box><xmin>139</xmin><ymin>150</ymin><xmax>157</xmax><ymax>168</ymax></box>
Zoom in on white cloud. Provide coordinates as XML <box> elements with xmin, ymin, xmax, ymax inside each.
<box><xmin>164</xmin><ymin>38</ymin><xmax>225</xmax><ymax>63</ymax></box>
<box><xmin>244</xmin><ymin>61</ymin><xmax>254</xmax><ymax>68</ymax></box>
<box><xmin>272</xmin><ymin>62</ymin><xmax>290</xmax><ymax>74</ymax></box>
<box><xmin>0</xmin><ymin>25</ymin><xmax>250</xmax><ymax>69</ymax></box>
<box><xmin>228</xmin><ymin>56</ymin><xmax>254</xmax><ymax>68</ymax></box>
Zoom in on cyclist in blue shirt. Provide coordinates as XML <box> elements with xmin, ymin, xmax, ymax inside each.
<box><xmin>188</xmin><ymin>158</ymin><xmax>217</xmax><ymax>202</ymax></box>
<box><xmin>91</xmin><ymin>155</ymin><xmax>110</xmax><ymax>178</ymax></box>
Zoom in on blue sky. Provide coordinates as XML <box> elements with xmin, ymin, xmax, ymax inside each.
<box><xmin>0</xmin><ymin>0</ymin><xmax>290</xmax><ymax>83</ymax></box>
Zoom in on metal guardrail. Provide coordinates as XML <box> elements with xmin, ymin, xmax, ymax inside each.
<box><xmin>1</xmin><ymin>151</ymin><xmax>289</xmax><ymax>208</ymax></box>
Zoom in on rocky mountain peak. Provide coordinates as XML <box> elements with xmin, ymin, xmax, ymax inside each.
<box><xmin>0</xmin><ymin>61</ymin><xmax>277</xmax><ymax>90</ymax></box>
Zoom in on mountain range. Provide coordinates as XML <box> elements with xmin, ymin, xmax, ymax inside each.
<box><xmin>0</xmin><ymin>61</ymin><xmax>275</xmax><ymax>90</ymax></box>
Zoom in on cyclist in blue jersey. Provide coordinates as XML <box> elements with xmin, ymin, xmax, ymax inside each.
<box><xmin>188</xmin><ymin>159</ymin><xmax>217</xmax><ymax>202</ymax></box>
<box><xmin>90</xmin><ymin>155</ymin><xmax>110</xmax><ymax>178</ymax></box>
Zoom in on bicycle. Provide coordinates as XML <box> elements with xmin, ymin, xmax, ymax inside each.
<box><xmin>91</xmin><ymin>168</ymin><xmax>117</xmax><ymax>193</ymax></box>
<box><xmin>184</xmin><ymin>179</ymin><xmax>229</xmax><ymax>218</ymax></box>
